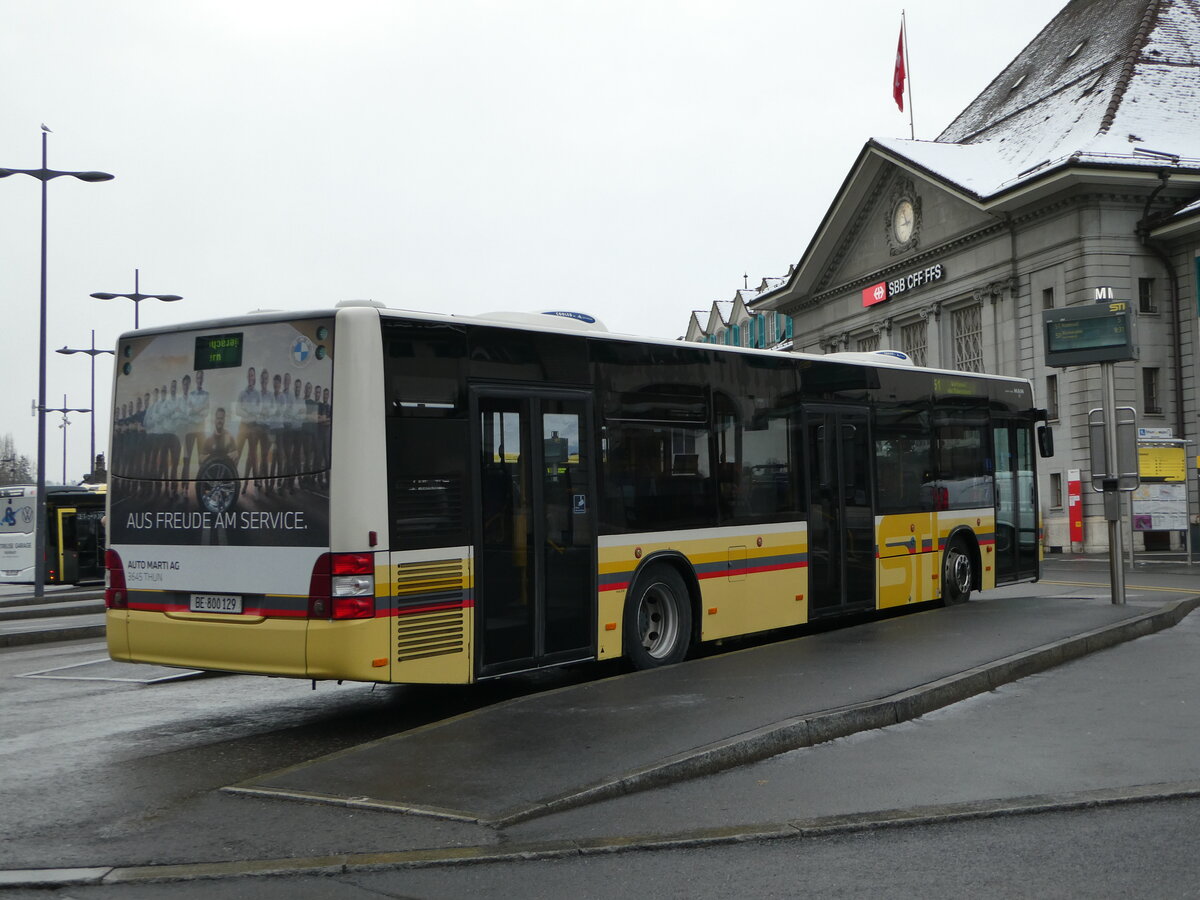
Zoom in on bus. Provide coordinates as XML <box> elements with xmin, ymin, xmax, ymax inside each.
<box><xmin>1</xmin><ymin>483</ymin><xmax>107</xmax><ymax>585</ymax></box>
<box><xmin>104</xmin><ymin>302</ymin><xmax>1052</xmax><ymax>683</ymax></box>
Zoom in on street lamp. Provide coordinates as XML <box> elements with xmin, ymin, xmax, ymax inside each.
<box><xmin>44</xmin><ymin>396</ymin><xmax>91</xmax><ymax>485</ymax></box>
<box><xmin>0</xmin><ymin>128</ymin><xmax>113</xmax><ymax>600</ymax></box>
<box><xmin>90</xmin><ymin>268</ymin><xmax>182</xmax><ymax>329</ymax></box>
<box><xmin>57</xmin><ymin>330</ymin><xmax>115</xmax><ymax>480</ymax></box>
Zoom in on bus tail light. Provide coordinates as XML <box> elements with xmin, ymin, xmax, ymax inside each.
<box><xmin>105</xmin><ymin>549</ymin><xmax>128</xmax><ymax>610</ymax></box>
<box><xmin>308</xmin><ymin>552</ymin><xmax>376</xmax><ymax>619</ymax></box>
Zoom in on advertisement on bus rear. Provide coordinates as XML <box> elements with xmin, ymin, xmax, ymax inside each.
<box><xmin>0</xmin><ymin>487</ymin><xmax>36</xmax><ymax>580</ymax></box>
<box><xmin>108</xmin><ymin>319</ymin><xmax>334</xmax><ymax>549</ymax></box>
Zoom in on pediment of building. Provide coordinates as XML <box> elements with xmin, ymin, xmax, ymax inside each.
<box><xmin>810</xmin><ymin>162</ymin><xmax>997</xmax><ymax>297</ymax></box>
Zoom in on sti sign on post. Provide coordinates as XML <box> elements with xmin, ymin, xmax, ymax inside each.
<box><xmin>1042</xmin><ymin>288</ymin><xmax>1138</xmax><ymax>367</ymax></box>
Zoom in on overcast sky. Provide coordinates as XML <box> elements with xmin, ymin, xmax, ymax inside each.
<box><xmin>1</xmin><ymin>0</ymin><xmax>1056</xmax><ymax>481</ymax></box>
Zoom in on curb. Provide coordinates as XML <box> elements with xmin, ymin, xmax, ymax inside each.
<box><xmin>489</xmin><ymin>593</ymin><xmax>1200</xmax><ymax>826</ymax></box>
<box><xmin>5</xmin><ymin>780</ymin><xmax>1200</xmax><ymax>888</ymax></box>
<box><xmin>0</xmin><ymin>588</ymin><xmax>104</xmax><ymax>609</ymax></box>
<box><xmin>2</xmin><ymin>595</ymin><xmax>1197</xmax><ymax>888</ymax></box>
<box><xmin>0</xmin><ymin>600</ymin><xmax>105</xmax><ymax>622</ymax></box>
<box><xmin>0</xmin><ymin>622</ymin><xmax>106</xmax><ymax>648</ymax></box>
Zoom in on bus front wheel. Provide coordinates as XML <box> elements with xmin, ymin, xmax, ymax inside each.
<box><xmin>942</xmin><ymin>539</ymin><xmax>974</xmax><ymax>605</ymax></box>
<box><xmin>624</xmin><ymin>564</ymin><xmax>692</xmax><ymax>670</ymax></box>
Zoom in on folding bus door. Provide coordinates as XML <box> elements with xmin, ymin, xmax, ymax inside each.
<box><xmin>993</xmin><ymin>416</ymin><xmax>1039</xmax><ymax>583</ymax></box>
<box><xmin>473</xmin><ymin>388</ymin><xmax>596</xmax><ymax>676</ymax></box>
<box><xmin>805</xmin><ymin>407</ymin><xmax>875</xmax><ymax>616</ymax></box>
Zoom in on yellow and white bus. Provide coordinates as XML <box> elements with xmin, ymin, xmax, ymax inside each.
<box><xmin>2</xmin><ymin>483</ymin><xmax>107</xmax><ymax>584</ymax></box>
<box><xmin>104</xmin><ymin>302</ymin><xmax>1051</xmax><ymax>683</ymax></box>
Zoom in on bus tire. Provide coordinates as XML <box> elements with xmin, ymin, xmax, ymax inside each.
<box><xmin>942</xmin><ymin>538</ymin><xmax>974</xmax><ymax>606</ymax></box>
<box><xmin>624</xmin><ymin>564</ymin><xmax>692</xmax><ymax>670</ymax></box>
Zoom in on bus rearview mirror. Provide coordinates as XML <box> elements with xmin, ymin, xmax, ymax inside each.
<box><xmin>1037</xmin><ymin>424</ymin><xmax>1054</xmax><ymax>459</ymax></box>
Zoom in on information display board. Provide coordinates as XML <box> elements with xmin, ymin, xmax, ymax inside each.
<box><xmin>1133</xmin><ymin>442</ymin><xmax>1188</xmax><ymax>532</ymax></box>
<box><xmin>1043</xmin><ymin>302</ymin><xmax>1138</xmax><ymax>366</ymax></box>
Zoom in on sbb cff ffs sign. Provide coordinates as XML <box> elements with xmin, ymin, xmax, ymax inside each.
<box><xmin>862</xmin><ymin>264</ymin><xmax>945</xmax><ymax>307</ymax></box>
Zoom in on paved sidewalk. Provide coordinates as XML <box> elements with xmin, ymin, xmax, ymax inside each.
<box><xmin>229</xmin><ymin>592</ymin><xmax>1196</xmax><ymax>826</ymax></box>
<box><xmin>0</xmin><ymin>584</ymin><xmax>105</xmax><ymax>646</ymax></box>
<box><xmin>3</xmin><ymin>564</ymin><xmax>1199</xmax><ymax>891</ymax></box>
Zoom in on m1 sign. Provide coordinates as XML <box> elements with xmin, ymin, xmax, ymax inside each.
<box><xmin>862</xmin><ymin>282</ymin><xmax>888</xmax><ymax>307</ymax></box>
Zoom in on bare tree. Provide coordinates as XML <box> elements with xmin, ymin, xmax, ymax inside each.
<box><xmin>0</xmin><ymin>434</ymin><xmax>33</xmax><ymax>486</ymax></box>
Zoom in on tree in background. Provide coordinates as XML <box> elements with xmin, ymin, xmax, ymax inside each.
<box><xmin>0</xmin><ymin>434</ymin><xmax>33</xmax><ymax>486</ymax></box>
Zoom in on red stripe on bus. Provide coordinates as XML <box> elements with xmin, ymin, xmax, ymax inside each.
<box><xmin>694</xmin><ymin>561</ymin><xmax>809</xmax><ymax>581</ymax></box>
<box><xmin>600</xmin><ymin>560</ymin><xmax>807</xmax><ymax>592</ymax></box>
<box><xmin>389</xmin><ymin>600</ymin><xmax>474</xmax><ymax>617</ymax></box>
<box><xmin>732</xmin><ymin>561</ymin><xmax>808</xmax><ymax>576</ymax></box>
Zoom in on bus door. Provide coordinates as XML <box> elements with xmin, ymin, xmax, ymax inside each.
<box><xmin>805</xmin><ymin>407</ymin><xmax>875</xmax><ymax>615</ymax></box>
<box><xmin>993</xmin><ymin>417</ymin><xmax>1038</xmax><ymax>582</ymax></box>
<box><xmin>472</xmin><ymin>388</ymin><xmax>596</xmax><ymax>676</ymax></box>
<box><xmin>54</xmin><ymin>507</ymin><xmax>78</xmax><ymax>585</ymax></box>
<box><xmin>73</xmin><ymin>507</ymin><xmax>106</xmax><ymax>583</ymax></box>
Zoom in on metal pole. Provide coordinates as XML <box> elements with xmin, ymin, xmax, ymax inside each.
<box><xmin>1103</xmin><ymin>362</ymin><xmax>1126</xmax><ymax>604</ymax></box>
<box><xmin>88</xmin><ymin>330</ymin><xmax>97</xmax><ymax>473</ymax></box>
<box><xmin>2</xmin><ymin>131</ymin><xmax>113</xmax><ymax>594</ymax></box>
<box><xmin>1189</xmin><ymin>441</ymin><xmax>1196</xmax><ymax>566</ymax></box>
<box><xmin>61</xmin><ymin>396</ymin><xmax>68</xmax><ymax>484</ymax></box>
<box><xmin>134</xmin><ymin>268</ymin><xmax>140</xmax><ymax>329</ymax></box>
<box><xmin>33</xmin><ymin>132</ymin><xmax>49</xmax><ymax>601</ymax></box>
<box><xmin>1128</xmin><ymin>492</ymin><xmax>1136</xmax><ymax>569</ymax></box>
<box><xmin>902</xmin><ymin>10</ymin><xmax>914</xmax><ymax>140</ymax></box>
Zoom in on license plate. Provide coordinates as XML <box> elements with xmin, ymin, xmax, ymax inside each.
<box><xmin>189</xmin><ymin>593</ymin><xmax>243</xmax><ymax>614</ymax></box>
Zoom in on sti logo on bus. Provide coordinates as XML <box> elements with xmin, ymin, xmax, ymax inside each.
<box><xmin>862</xmin><ymin>282</ymin><xmax>888</xmax><ymax>307</ymax></box>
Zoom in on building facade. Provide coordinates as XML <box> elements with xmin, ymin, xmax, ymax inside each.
<box><xmin>686</xmin><ymin>0</ymin><xmax>1200</xmax><ymax>553</ymax></box>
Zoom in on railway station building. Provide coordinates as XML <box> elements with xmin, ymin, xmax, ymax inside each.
<box><xmin>688</xmin><ymin>0</ymin><xmax>1200</xmax><ymax>553</ymax></box>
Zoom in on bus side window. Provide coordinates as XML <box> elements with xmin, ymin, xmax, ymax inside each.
<box><xmin>874</xmin><ymin>404</ymin><xmax>932</xmax><ymax>514</ymax></box>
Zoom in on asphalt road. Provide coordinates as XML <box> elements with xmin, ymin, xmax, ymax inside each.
<box><xmin>9</xmin><ymin>798</ymin><xmax>1190</xmax><ymax>899</ymax></box>
<box><xmin>0</xmin><ymin>639</ymin><xmax>599</xmax><ymax>870</ymax></box>
<box><xmin>1</xmin><ymin>555</ymin><xmax>1198</xmax><ymax>896</ymax></box>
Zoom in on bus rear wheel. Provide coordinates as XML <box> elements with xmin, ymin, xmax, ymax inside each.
<box><xmin>624</xmin><ymin>564</ymin><xmax>692</xmax><ymax>670</ymax></box>
<box><xmin>942</xmin><ymin>539</ymin><xmax>974</xmax><ymax>605</ymax></box>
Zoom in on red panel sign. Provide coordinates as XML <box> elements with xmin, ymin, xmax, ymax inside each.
<box><xmin>1068</xmin><ymin>469</ymin><xmax>1083</xmax><ymax>545</ymax></box>
<box><xmin>862</xmin><ymin>281</ymin><xmax>888</xmax><ymax>307</ymax></box>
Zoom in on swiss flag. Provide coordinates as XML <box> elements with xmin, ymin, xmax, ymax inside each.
<box><xmin>893</xmin><ymin>25</ymin><xmax>906</xmax><ymax>111</ymax></box>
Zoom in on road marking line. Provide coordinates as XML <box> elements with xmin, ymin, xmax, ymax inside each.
<box><xmin>1041</xmin><ymin>581</ymin><xmax>1200</xmax><ymax>594</ymax></box>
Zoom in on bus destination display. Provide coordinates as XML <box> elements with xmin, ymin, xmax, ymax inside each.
<box><xmin>1046</xmin><ymin>315</ymin><xmax>1127</xmax><ymax>352</ymax></box>
<box><xmin>194</xmin><ymin>333</ymin><xmax>244</xmax><ymax>370</ymax></box>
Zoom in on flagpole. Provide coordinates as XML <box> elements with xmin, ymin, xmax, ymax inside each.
<box><xmin>903</xmin><ymin>10</ymin><xmax>915</xmax><ymax>139</ymax></box>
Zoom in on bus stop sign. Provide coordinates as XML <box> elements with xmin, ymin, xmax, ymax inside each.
<box><xmin>1088</xmin><ymin>406</ymin><xmax>1140</xmax><ymax>492</ymax></box>
<box><xmin>1042</xmin><ymin>301</ymin><xmax>1138</xmax><ymax>367</ymax></box>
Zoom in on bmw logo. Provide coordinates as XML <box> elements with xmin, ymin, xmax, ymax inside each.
<box><xmin>291</xmin><ymin>336</ymin><xmax>315</xmax><ymax>367</ymax></box>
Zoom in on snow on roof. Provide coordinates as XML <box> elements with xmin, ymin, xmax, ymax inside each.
<box><xmin>1175</xmin><ymin>197</ymin><xmax>1200</xmax><ymax>217</ymax></box>
<box><xmin>881</xmin><ymin>0</ymin><xmax>1200</xmax><ymax>199</ymax></box>
<box><xmin>689</xmin><ymin>1</ymin><xmax>1200</xmax><ymax>336</ymax></box>
<box><xmin>735</xmin><ymin>289</ymin><xmax>759</xmax><ymax>305</ymax></box>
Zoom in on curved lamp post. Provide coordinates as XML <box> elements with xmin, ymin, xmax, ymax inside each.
<box><xmin>91</xmin><ymin>268</ymin><xmax>182</xmax><ymax>329</ymax></box>
<box><xmin>0</xmin><ymin>128</ymin><xmax>113</xmax><ymax>599</ymax></box>
<box><xmin>44</xmin><ymin>396</ymin><xmax>91</xmax><ymax>485</ymax></box>
<box><xmin>57</xmin><ymin>330</ymin><xmax>115</xmax><ymax>479</ymax></box>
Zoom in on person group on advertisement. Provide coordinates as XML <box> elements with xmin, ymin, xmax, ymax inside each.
<box><xmin>114</xmin><ymin>365</ymin><xmax>332</xmax><ymax>501</ymax></box>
